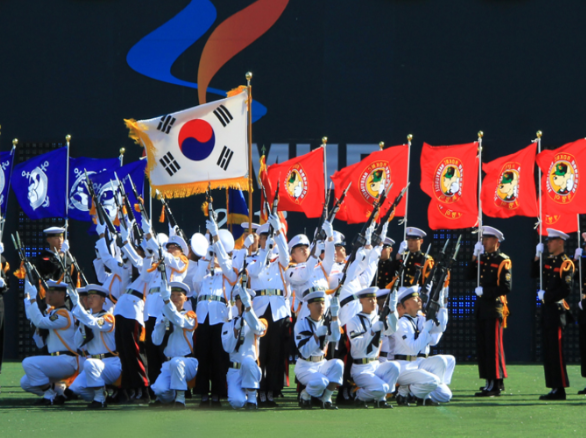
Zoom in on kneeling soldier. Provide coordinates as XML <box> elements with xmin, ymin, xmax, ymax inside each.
<box><xmin>151</xmin><ymin>282</ymin><xmax>198</xmax><ymax>408</ymax></box>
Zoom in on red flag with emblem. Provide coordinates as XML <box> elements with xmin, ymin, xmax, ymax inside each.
<box><xmin>258</xmin><ymin>155</ymin><xmax>288</xmax><ymax>233</ymax></box>
<box><xmin>264</xmin><ymin>147</ymin><xmax>325</xmax><ymax>218</ymax></box>
<box><xmin>420</xmin><ymin>142</ymin><xmax>479</xmax><ymax>230</ymax></box>
<box><xmin>539</xmin><ymin>211</ymin><xmax>578</xmax><ymax>236</ymax></box>
<box><xmin>536</xmin><ymin>138</ymin><xmax>586</xmax><ymax>215</ymax></box>
<box><xmin>330</xmin><ymin>145</ymin><xmax>409</xmax><ymax>224</ymax></box>
<box><xmin>481</xmin><ymin>142</ymin><xmax>538</xmax><ymax>218</ymax></box>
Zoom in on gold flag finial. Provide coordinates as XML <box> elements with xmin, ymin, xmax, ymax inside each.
<box><xmin>379</xmin><ymin>141</ymin><xmax>384</xmax><ymax>150</ymax></box>
<box><xmin>536</xmin><ymin>130</ymin><xmax>543</xmax><ymax>138</ymax></box>
<box><xmin>12</xmin><ymin>138</ymin><xmax>18</xmax><ymax>146</ymax></box>
<box><xmin>407</xmin><ymin>134</ymin><xmax>413</xmax><ymax>142</ymax></box>
<box><xmin>246</xmin><ymin>71</ymin><xmax>253</xmax><ymax>82</ymax></box>
<box><xmin>65</xmin><ymin>134</ymin><xmax>71</xmax><ymax>143</ymax></box>
<box><xmin>120</xmin><ymin>147</ymin><xmax>126</xmax><ymax>155</ymax></box>
<box><xmin>477</xmin><ymin>131</ymin><xmax>484</xmax><ymax>138</ymax></box>
<box><xmin>322</xmin><ymin>136</ymin><xmax>328</xmax><ymax>145</ymax></box>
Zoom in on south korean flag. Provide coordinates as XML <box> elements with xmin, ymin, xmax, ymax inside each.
<box><xmin>128</xmin><ymin>90</ymin><xmax>249</xmax><ymax>197</ymax></box>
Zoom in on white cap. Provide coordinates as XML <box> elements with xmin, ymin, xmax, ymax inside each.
<box><xmin>356</xmin><ymin>286</ymin><xmax>379</xmax><ymax>299</ymax></box>
<box><xmin>405</xmin><ymin>227</ymin><xmax>427</xmax><ymax>239</ymax></box>
<box><xmin>288</xmin><ymin>234</ymin><xmax>310</xmax><ymax>251</ymax></box>
<box><xmin>43</xmin><ymin>227</ymin><xmax>66</xmax><ymax>235</ymax></box>
<box><xmin>482</xmin><ymin>226</ymin><xmax>504</xmax><ymax>242</ymax></box>
<box><xmin>547</xmin><ymin>228</ymin><xmax>570</xmax><ymax>241</ymax></box>
<box><xmin>218</xmin><ymin>229</ymin><xmax>235</xmax><ymax>253</ymax></box>
<box><xmin>166</xmin><ymin>235</ymin><xmax>188</xmax><ymax>255</ymax></box>
<box><xmin>156</xmin><ymin>233</ymin><xmax>169</xmax><ymax>247</ymax></box>
<box><xmin>257</xmin><ymin>223</ymin><xmax>270</xmax><ymax>235</ymax></box>
<box><xmin>376</xmin><ymin>288</ymin><xmax>391</xmax><ymax>298</ymax></box>
<box><xmin>169</xmin><ymin>281</ymin><xmax>190</xmax><ymax>295</ymax></box>
<box><xmin>303</xmin><ymin>289</ymin><xmax>327</xmax><ymax>303</ymax></box>
<box><xmin>241</xmin><ymin>222</ymin><xmax>260</xmax><ymax>232</ymax></box>
<box><xmin>383</xmin><ymin>237</ymin><xmax>395</xmax><ymax>247</ymax></box>
<box><xmin>333</xmin><ymin>231</ymin><xmax>346</xmax><ymax>246</ymax></box>
<box><xmin>190</xmin><ymin>233</ymin><xmax>209</xmax><ymax>257</ymax></box>
<box><xmin>85</xmin><ymin>284</ymin><xmax>109</xmax><ymax>297</ymax></box>
<box><xmin>46</xmin><ymin>280</ymin><xmax>69</xmax><ymax>293</ymax></box>
<box><xmin>397</xmin><ymin>286</ymin><xmax>420</xmax><ymax>304</ymax></box>
<box><xmin>77</xmin><ymin>286</ymin><xmax>88</xmax><ymax>295</ymax></box>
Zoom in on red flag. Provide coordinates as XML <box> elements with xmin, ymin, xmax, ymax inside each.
<box><xmin>420</xmin><ymin>142</ymin><xmax>479</xmax><ymax>230</ymax></box>
<box><xmin>266</xmin><ymin>147</ymin><xmax>325</xmax><ymax>218</ymax></box>
<box><xmin>330</xmin><ymin>145</ymin><xmax>409</xmax><ymax>224</ymax></box>
<box><xmin>258</xmin><ymin>155</ymin><xmax>288</xmax><ymax>233</ymax></box>
<box><xmin>480</xmin><ymin>143</ymin><xmax>538</xmax><ymax>218</ymax></box>
<box><xmin>536</xmin><ymin>138</ymin><xmax>586</xmax><ymax>215</ymax></box>
<box><xmin>539</xmin><ymin>212</ymin><xmax>578</xmax><ymax>236</ymax></box>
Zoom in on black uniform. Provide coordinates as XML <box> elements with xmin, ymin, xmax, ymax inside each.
<box><xmin>0</xmin><ymin>256</ymin><xmax>10</xmax><ymax>374</ymax></box>
<box><xmin>466</xmin><ymin>250</ymin><xmax>511</xmax><ymax>389</ymax></box>
<box><xmin>576</xmin><ymin>257</ymin><xmax>586</xmax><ymax>385</ymax></box>
<box><xmin>394</xmin><ymin>251</ymin><xmax>434</xmax><ymax>287</ymax></box>
<box><xmin>531</xmin><ymin>253</ymin><xmax>574</xmax><ymax>390</ymax></box>
<box><xmin>36</xmin><ymin>249</ymin><xmax>78</xmax><ymax>283</ymax></box>
<box><xmin>375</xmin><ymin>258</ymin><xmax>395</xmax><ymax>290</ymax></box>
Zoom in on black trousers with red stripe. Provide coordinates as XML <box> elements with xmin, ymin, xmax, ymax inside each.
<box><xmin>578</xmin><ymin>307</ymin><xmax>586</xmax><ymax>378</ymax></box>
<box><xmin>145</xmin><ymin>316</ymin><xmax>167</xmax><ymax>387</ymax></box>
<box><xmin>115</xmin><ymin>315</ymin><xmax>149</xmax><ymax>389</ymax></box>
<box><xmin>475</xmin><ymin>317</ymin><xmax>507</xmax><ymax>381</ymax></box>
<box><xmin>542</xmin><ymin>319</ymin><xmax>569</xmax><ymax>389</ymax></box>
<box><xmin>258</xmin><ymin>308</ymin><xmax>290</xmax><ymax>393</ymax></box>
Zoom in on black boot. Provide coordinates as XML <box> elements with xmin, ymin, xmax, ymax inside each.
<box><xmin>539</xmin><ymin>388</ymin><xmax>566</xmax><ymax>401</ymax></box>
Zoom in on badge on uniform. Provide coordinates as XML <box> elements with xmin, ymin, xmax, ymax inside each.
<box><xmin>506</xmin><ymin>273</ymin><xmax>512</xmax><ymax>281</ymax></box>
<box><xmin>49</xmin><ymin>314</ymin><xmax>59</xmax><ymax>321</ymax></box>
<box><xmin>566</xmin><ymin>275</ymin><xmax>572</xmax><ymax>284</ymax></box>
<box><xmin>97</xmin><ymin>318</ymin><xmax>105</xmax><ymax>327</ymax></box>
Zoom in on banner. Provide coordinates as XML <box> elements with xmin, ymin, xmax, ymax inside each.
<box><xmin>330</xmin><ymin>145</ymin><xmax>409</xmax><ymax>224</ymax></box>
<box><xmin>12</xmin><ymin>147</ymin><xmax>67</xmax><ymax>220</ymax></box>
<box><xmin>227</xmin><ymin>188</ymin><xmax>249</xmax><ymax>249</ymax></box>
<box><xmin>125</xmin><ymin>89</ymin><xmax>249</xmax><ymax>198</ymax></box>
<box><xmin>0</xmin><ymin>149</ymin><xmax>14</xmax><ymax>215</ymax></box>
<box><xmin>481</xmin><ymin>142</ymin><xmax>538</xmax><ymax>218</ymax></box>
<box><xmin>420</xmin><ymin>142</ymin><xmax>479</xmax><ymax>230</ymax></box>
<box><xmin>539</xmin><ymin>212</ymin><xmax>578</xmax><ymax>236</ymax></box>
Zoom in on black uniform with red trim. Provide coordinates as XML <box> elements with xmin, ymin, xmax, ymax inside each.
<box><xmin>467</xmin><ymin>249</ymin><xmax>511</xmax><ymax>390</ymax></box>
<box><xmin>0</xmin><ymin>256</ymin><xmax>10</xmax><ymax>374</ymax></box>
<box><xmin>531</xmin><ymin>253</ymin><xmax>575</xmax><ymax>389</ymax></box>
<box><xmin>394</xmin><ymin>251</ymin><xmax>433</xmax><ymax>287</ymax></box>
<box><xmin>576</xmin><ymin>257</ymin><xmax>586</xmax><ymax>382</ymax></box>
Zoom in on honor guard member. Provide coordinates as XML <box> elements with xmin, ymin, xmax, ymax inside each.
<box><xmin>326</xmin><ymin>231</ymin><xmax>347</xmax><ymax>289</ymax></box>
<box><xmin>0</xmin><ymin>246</ymin><xmax>10</xmax><ymax>379</ymax></box>
<box><xmin>347</xmin><ymin>286</ymin><xmax>400</xmax><ymax>409</ymax></box>
<box><xmin>394</xmin><ymin>227</ymin><xmax>433</xmax><ymax>287</ymax></box>
<box><xmin>150</xmin><ymin>282</ymin><xmax>198</xmax><ymax>408</ymax></box>
<box><xmin>222</xmin><ymin>285</ymin><xmax>267</xmax><ymax>409</ymax></box>
<box><xmin>183</xmin><ymin>233</ymin><xmax>208</xmax><ymax>302</ymax></box>
<box><xmin>467</xmin><ymin>226</ymin><xmax>511</xmax><ymax>397</ymax></box>
<box><xmin>36</xmin><ymin>227</ymin><xmax>79</xmax><ymax>285</ymax></box>
<box><xmin>192</xmin><ymin>218</ymin><xmax>237</xmax><ymax>408</ymax></box>
<box><xmin>69</xmin><ymin>284</ymin><xmax>121</xmax><ymax>409</ymax></box>
<box><xmin>375</xmin><ymin>238</ymin><xmax>397</xmax><ymax>290</ymax></box>
<box><xmin>575</xmin><ymin>233</ymin><xmax>586</xmax><ymax>394</ymax></box>
<box><xmin>21</xmin><ymin>280</ymin><xmax>79</xmax><ymax>405</ymax></box>
<box><xmin>247</xmin><ymin>214</ymin><xmax>291</xmax><ymax>406</ymax></box>
<box><xmin>288</xmin><ymin>221</ymin><xmax>336</xmax><ymax>321</ymax></box>
<box><xmin>376</xmin><ymin>288</ymin><xmax>397</xmax><ymax>363</ymax></box>
<box><xmin>532</xmin><ymin>228</ymin><xmax>575</xmax><ymax>400</ymax></box>
<box><xmin>294</xmin><ymin>290</ymin><xmax>343</xmax><ymax>409</ymax></box>
<box><xmin>232</xmin><ymin>222</ymin><xmax>261</xmax><ymax>271</ymax></box>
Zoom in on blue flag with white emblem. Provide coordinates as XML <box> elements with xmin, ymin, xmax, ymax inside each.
<box><xmin>0</xmin><ymin>149</ymin><xmax>14</xmax><ymax>215</ymax></box>
<box><xmin>11</xmin><ymin>147</ymin><xmax>68</xmax><ymax>220</ymax></box>
<box><xmin>125</xmin><ymin>88</ymin><xmax>249</xmax><ymax>199</ymax></box>
<box><xmin>69</xmin><ymin>157</ymin><xmax>121</xmax><ymax>222</ymax></box>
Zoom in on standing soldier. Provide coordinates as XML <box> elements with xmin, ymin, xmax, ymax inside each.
<box><xmin>394</xmin><ymin>227</ymin><xmax>433</xmax><ymax>287</ymax></box>
<box><xmin>532</xmin><ymin>228</ymin><xmax>575</xmax><ymax>400</ymax></box>
<box><xmin>36</xmin><ymin>227</ymin><xmax>78</xmax><ymax>284</ymax></box>
<box><xmin>0</xmin><ymin>243</ymin><xmax>9</xmax><ymax>384</ymax></box>
<box><xmin>467</xmin><ymin>226</ymin><xmax>511</xmax><ymax>397</ymax></box>
<box><xmin>375</xmin><ymin>238</ymin><xmax>396</xmax><ymax>290</ymax></box>
<box><xmin>575</xmin><ymin>233</ymin><xmax>586</xmax><ymax>394</ymax></box>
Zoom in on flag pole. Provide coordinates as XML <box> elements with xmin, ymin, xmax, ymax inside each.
<box><xmin>1</xmin><ymin>139</ymin><xmax>17</xmax><ymax>242</ymax></box>
<box><xmin>578</xmin><ymin>214</ymin><xmax>583</xmax><ymax>299</ymax></box>
<box><xmin>322</xmin><ymin>137</ymin><xmax>328</xmax><ymax>202</ymax></box>
<box><xmin>477</xmin><ymin>131</ymin><xmax>483</xmax><ymax>289</ymax></box>
<box><xmin>246</xmin><ymin>72</ymin><xmax>254</xmax><ymax>233</ymax></box>
<box><xmin>65</xmin><ymin>134</ymin><xmax>71</xmax><ymax>240</ymax></box>
<box><xmin>537</xmin><ymin>130</ymin><xmax>543</xmax><ymax>292</ymax></box>
<box><xmin>119</xmin><ymin>147</ymin><xmax>125</xmax><ymax>167</ymax></box>
<box><xmin>404</xmin><ymin>134</ymin><xmax>413</xmax><ymax>241</ymax></box>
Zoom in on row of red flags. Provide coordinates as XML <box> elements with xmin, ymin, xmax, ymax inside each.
<box><xmin>257</xmin><ymin>138</ymin><xmax>586</xmax><ymax>235</ymax></box>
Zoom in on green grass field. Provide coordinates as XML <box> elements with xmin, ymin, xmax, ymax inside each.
<box><xmin>1</xmin><ymin>362</ymin><xmax>585</xmax><ymax>438</ymax></box>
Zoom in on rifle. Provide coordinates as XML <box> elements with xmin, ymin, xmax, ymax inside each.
<box><xmin>424</xmin><ymin>235</ymin><xmax>462</xmax><ymax>323</ymax></box>
<box><xmin>263</xmin><ymin>182</ymin><xmax>281</xmax><ymax>264</ymax></box>
<box><xmin>411</xmin><ymin>243</ymin><xmax>432</xmax><ymax>289</ymax></box>
<box><xmin>84</xmin><ymin>170</ymin><xmax>118</xmax><ymax>247</ymax></box>
<box><xmin>313</xmin><ymin>184</ymin><xmax>332</xmax><ymax>244</ymax></box>
<box><xmin>379</xmin><ymin>259</ymin><xmax>406</xmax><ymax>329</ymax></box>
<box><xmin>66</xmin><ymin>251</ymin><xmax>88</xmax><ymax>287</ymax></box>
<box><xmin>421</xmin><ymin>239</ymin><xmax>450</xmax><ymax>304</ymax></box>
<box><xmin>12</xmin><ymin>232</ymin><xmax>48</xmax><ymax>292</ymax></box>
<box><xmin>371</xmin><ymin>183</ymin><xmax>411</xmax><ymax>247</ymax></box>
<box><xmin>155</xmin><ymin>189</ymin><xmax>189</xmax><ymax>243</ymax></box>
<box><xmin>327</xmin><ymin>182</ymin><xmax>352</xmax><ymax>224</ymax></box>
<box><xmin>53</xmin><ymin>246</ymin><xmax>74</xmax><ymax>286</ymax></box>
<box><xmin>115</xmin><ymin>172</ymin><xmax>144</xmax><ymax>244</ymax></box>
<box><xmin>205</xmin><ymin>182</ymin><xmax>217</xmax><ymax>222</ymax></box>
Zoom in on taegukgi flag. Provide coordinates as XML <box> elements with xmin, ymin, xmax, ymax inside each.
<box><xmin>125</xmin><ymin>89</ymin><xmax>249</xmax><ymax>198</ymax></box>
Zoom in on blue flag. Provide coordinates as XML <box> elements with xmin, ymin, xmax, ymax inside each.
<box><xmin>227</xmin><ymin>188</ymin><xmax>249</xmax><ymax>248</ymax></box>
<box><xmin>0</xmin><ymin>149</ymin><xmax>14</xmax><ymax>215</ymax></box>
<box><xmin>89</xmin><ymin>159</ymin><xmax>147</xmax><ymax>228</ymax></box>
<box><xmin>12</xmin><ymin>147</ymin><xmax>67</xmax><ymax>220</ymax></box>
<box><xmin>69</xmin><ymin>157</ymin><xmax>121</xmax><ymax>222</ymax></box>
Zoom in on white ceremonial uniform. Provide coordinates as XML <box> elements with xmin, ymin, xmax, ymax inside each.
<box><xmin>150</xmin><ymin>301</ymin><xmax>198</xmax><ymax>403</ymax></box>
<box><xmin>347</xmin><ymin>311</ymin><xmax>400</xmax><ymax>402</ymax></box>
<box><xmin>391</xmin><ymin>308</ymin><xmax>454</xmax><ymax>402</ymax></box>
<box><xmin>294</xmin><ymin>316</ymin><xmax>344</xmax><ymax>398</ymax></box>
<box><xmin>95</xmin><ymin>238</ymin><xmax>133</xmax><ymax>312</ymax></box>
<box><xmin>221</xmin><ymin>309</ymin><xmax>266</xmax><ymax>408</ymax></box>
<box><xmin>69</xmin><ymin>306</ymin><xmax>121</xmax><ymax>401</ymax></box>
<box><xmin>113</xmin><ymin>252</ymin><xmax>154</xmax><ymax>326</ymax></box>
<box><xmin>21</xmin><ymin>302</ymin><xmax>79</xmax><ymax>395</ymax></box>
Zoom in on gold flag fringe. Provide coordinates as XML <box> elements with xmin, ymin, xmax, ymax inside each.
<box><xmin>124</xmin><ymin>118</ymin><xmax>157</xmax><ymax>176</ymax></box>
<box><xmin>152</xmin><ymin>177</ymin><xmax>250</xmax><ymax>200</ymax></box>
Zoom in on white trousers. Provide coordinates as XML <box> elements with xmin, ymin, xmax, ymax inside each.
<box><xmin>295</xmin><ymin>358</ymin><xmax>344</xmax><ymax>398</ymax></box>
<box><xmin>351</xmin><ymin>360</ymin><xmax>400</xmax><ymax>402</ymax></box>
<box><xmin>20</xmin><ymin>355</ymin><xmax>78</xmax><ymax>395</ymax></box>
<box><xmin>151</xmin><ymin>357</ymin><xmax>199</xmax><ymax>404</ymax></box>
<box><xmin>395</xmin><ymin>360</ymin><xmax>440</xmax><ymax>400</ymax></box>
<box><xmin>69</xmin><ymin>357</ymin><xmax>122</xmax><ymax>401</ymax></box>
<box><xmin>227</xmin><ymin>356</ymin><xmax>262</xmax><ymax>409</ymax></box>
<box><xmin>420</xmin><ymin>354</ymin><xmax>455</xmax><ymax>403</ymax></box>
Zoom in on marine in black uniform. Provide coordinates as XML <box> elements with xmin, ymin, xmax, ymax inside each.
<box><xmin>35</xmin><ymin>227</ymin><xmax>79</xmax><ymax>285</ymax></box>
<box><xmin>531</xmin><ymin>228</ymin><xmax>575</xmax><ymax>401</ymax></box>
<box><xmin>374</xmin><ymin>238</ymin><xmax>396</xmax><ymax>290</ymax></box>
<box><xmin>574</xmin><ymin>234</ymin><xmax>586</xmax><ymax>394</ymax></box>
<box><xmin>466</xmin><ymin>226</ymin><xmax>511</xmax><ymax>397</ymax></box>
<box><xmin>393</xmin><ymin>227</ymin><xmax>434</xmax><ymax>288</ymax></box>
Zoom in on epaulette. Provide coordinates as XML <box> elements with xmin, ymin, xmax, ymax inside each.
<box><xmin>498</xmin><ymin>252</ymin><xmax>510</xmax><ymax>260</ymax></box>
<box><xmin>424</xmin><ymin>253</ymin><xmax>433</xmax><ymax>260</ymax></box>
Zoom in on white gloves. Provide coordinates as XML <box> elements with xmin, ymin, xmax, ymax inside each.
<box><xmin>422</xmin><ymin>319</ymin><xmax>435</xmax><ymax>333</ymax></box>
<box><xmin>160</xmin><ymin>284</ymin><xmax>171</xmax><ymax>301</ymax></box>
<box><xmin>68</xmin><ymin>286</ymin><xmax>79</xmax><ymax>306</ymax></box>
<box><xmin>206</xmin><ymin>219</ymin><xmax>219</xmax><ymax>237</ymax></box>
<box><xmin>439</xmin><ymin>288</ymin><xmax>446</xmax><ymax>308</ymax></box>
<box><xmin>535</xmin><ymin>243</ymin><xmax>544</xmax><ymax>257</ymax></box>
<box><xmin>268</xmin><ymin>214</ymin><xmax>281</xmax><ymax>233</ymax></box>
<box><xmin>389</xmin><ymin>290</ymin><xmax>398</xmax><ymax>311</ymax></box>
<box><xmin>537</xmin><ymin>290</ymin><xmax>545</xmax><ymax>301</ymax></box>
<box><xmin>25</xmin><ymin>279</ymin><xmax>37</xmax><ymax>300</ymax></box>
<box><xmin>473</xmin><ymin>241</ymin><xmax>484</xmax><ymax>257</ymax></box>
<box><xmin>365</xmin><ymin>223</ymin><xmax>375</xmax><ymax>246</ymax></box>
<box><xmin>475</xmin><ymin>287</ymin><xmax>483</xmax><ymax>297</ymax></box>
<box><xmin>371</xmin><ymin>321</ymin><xmax>384</xmax><ymax>332</ymax></box>
<box><xmin>398</xmin><ymin>240</ymin><xmax>408</xmax><ymax>254</ymax></box>
<box><xmin>322</xmin><ymin>220</ymin><xmax>334</xmax><ymax>239</ymax></box>
<box><xmin>0</xmin><ymin>242</ymin><xmax>4</xmax><ymax>254</ymax></box>
<box><xmin>575</xmin><ymin>248</ymin><xmax>583</xmax><ymax>260</ymax></box>
<box><xmin>142</xmin><ymin>216</ymin><xmax>152</xmax><ymax>235</ymax></box>
<box><xmin>244</xmin><ymin>234</ymin><xmax>255</xmax><ymax>249</ymax></box>
<box><xmin>0</xmin><ymin>278</ymin><xmax>5</xmax><ymax>289</ymax></box>
<box><xmin>330</xmin><ymin>296</ymin><xmax>340</xmax><ymax>317</ymax></box>
<box><xmin>314</xmin><ymin>241</ymin><xmax>325</xmax><ymax>255</ymax></box>
<box><xmin>61</xmin><ymin>240</ymin><xmax>70</xmax><ymax>253</ymax></box>
<box><xmin>579</xmin><ymin>300</ymin><xmax>583</xmax><ymax>311</ymax></box>
<box><xmin>379</xmin><ymin>222</ymin><xmax>389</xmax><ymax>243</ymax></box>
<box><xmin>425</xmin><ymin>282</ymin><xmax>433</xmax><ymax>295</ymax></box>
<box><xmin>96</xmin><ymin>221</ymin><xmax>106</xmax><ymax>236</ymax></box>
<box><xmin>239</xmin><ymin>288</ymin><xmax>252</xmax><ymax>309</ymax></box>
<box><xmin>316</xmin><ymin>325</ymin><xmax>328</xmax><ymax>337</ymax></box>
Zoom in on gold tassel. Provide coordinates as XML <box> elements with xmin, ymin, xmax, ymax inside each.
<box><xmin>226</xmin><ymin>85</ymin><xmax>247</xmax><ymax>97</ymax></box>
<box><xmin>201</xmin><ymin>201</ymin><xmax>209</xmax><ymax>217</ymax></box>
<box><xmin>159</xmin><ymin>205</ymin><xmax>165</xmax><ymax>223</ymax></box>
<box><xmin>38</xmin><ymin>280</ymin><xmax>46</xmax><ymax>300</ymax></box>
<box><xmin>13</xmin><ymin>261</ymin><xmax>26</xmax><ymax>280</ymax></box>
<box><xmin>122</xmin><ymin>205</ymin><xmax>127</xmax><ymax>215</ymax></box>
<box><xmin>139</xmin><ymin>326</ymin><xmax>146</xmax><ymax>343</ymax></box>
